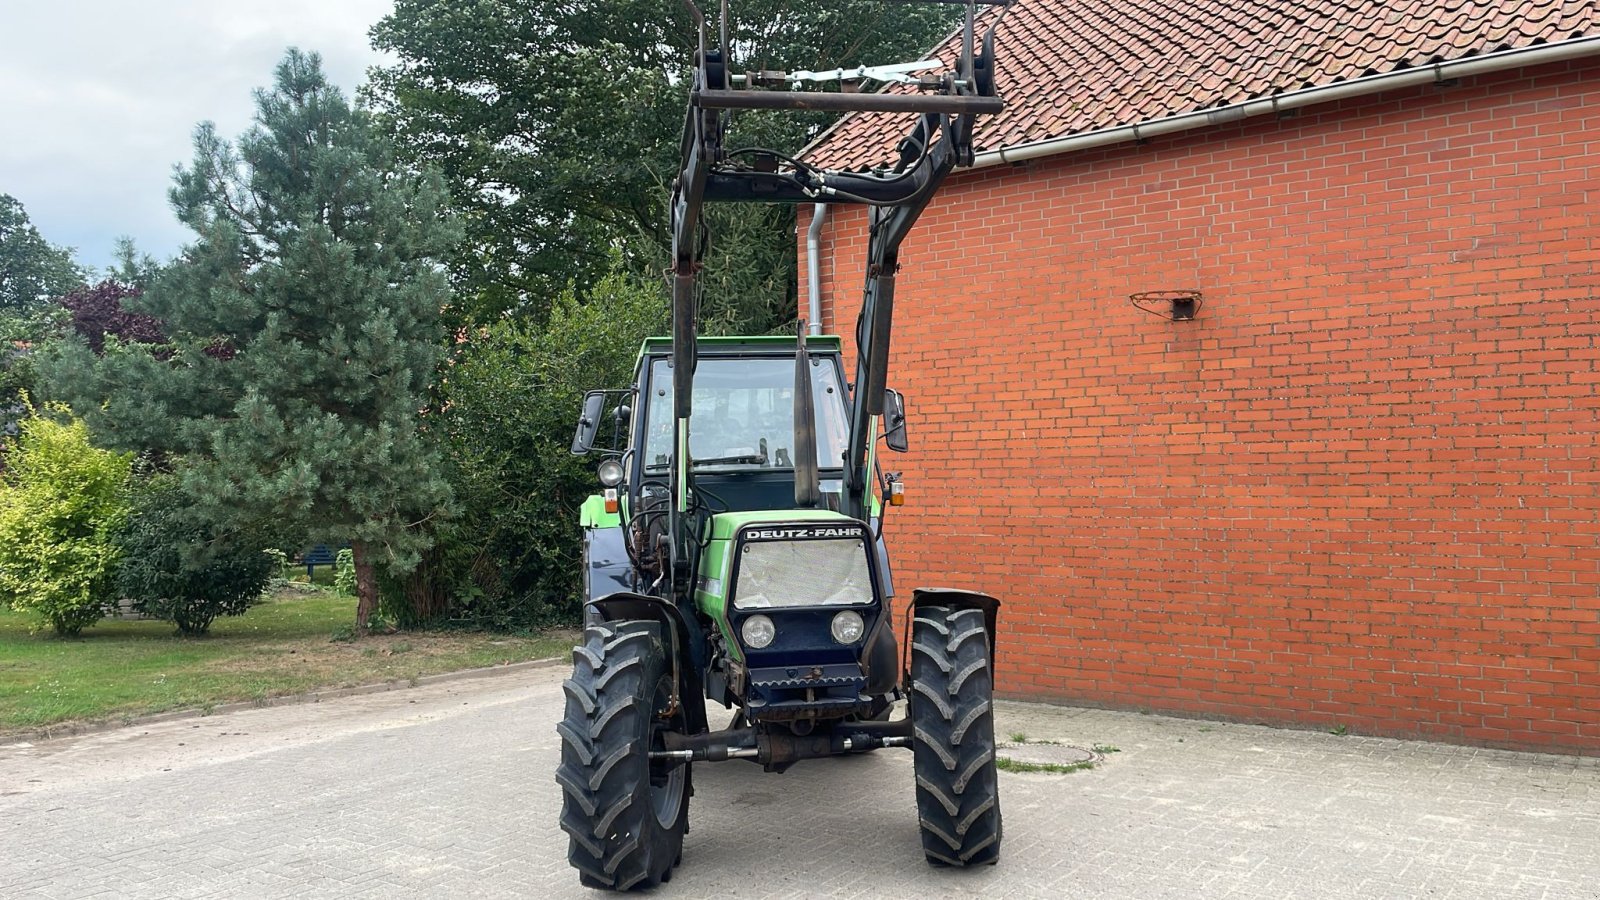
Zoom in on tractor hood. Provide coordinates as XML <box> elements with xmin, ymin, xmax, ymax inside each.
<box><xmin>695</xmin><ymin>510</ymin><xmax>879</xmax><ymax>661</ymax></box>
<box><xmin>695</xmin><ymin>508</ymin><xmax>886</xmax><ymax>721</ymax></box>
<box><xmin>706</xmin><ymin>509</ymin><xmax>866</xmax><ymax>541</ymax></box>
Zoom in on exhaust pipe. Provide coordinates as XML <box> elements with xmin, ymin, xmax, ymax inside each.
<box><xmin>793</xmin><ymin>321</ymin><xmax>820</xmax><ymax>508</ymax></box>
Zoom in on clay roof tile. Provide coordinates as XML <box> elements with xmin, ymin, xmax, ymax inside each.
<box><xmin>808</xmin><ymin>0</ymin><xmax>1599</xmax><ymax>169</ymax></box>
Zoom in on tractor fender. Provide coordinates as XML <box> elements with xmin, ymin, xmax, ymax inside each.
<box><xmin>585</xmin><ymin>591</ymin><xmax>709</xmax><ymax>734</ymax></box>
<box><xmin>581</xmin><ymin>525</ymin><xmax>635</xmax><ymax>604</ymax></box>
<box><xmin>861</xmin><ymin>610</ymin><xmax>900</xmax><ymax>696</ymax></box>
<box><xmin>909</xmin><ymin>587</ymin><xmax>1001</xmax><ymax>663</ymax></box>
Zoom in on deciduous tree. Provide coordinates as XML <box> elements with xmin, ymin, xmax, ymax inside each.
<box><xmin>367</xmin><ymin>0</ymin><xmax>957</xmax><ymax>327</ymax></box>
<box><xmin>415</xmin><ymin>265</ymin><xmax>664</xmax><ymax>628</ymax></box>
<box><xmin>59</xmin><ymin>281</ymin><xmax>166</xmax><ymax>354</ymax></box>
<box><xmin>0</xmin><ymin>193</ymin><xmax>83</xmax><ymax>315</ymax></box>
<box><xmin>1</xmin><ymin>194</ymin><xmax>83</xmax><ymax>435</ymax></box>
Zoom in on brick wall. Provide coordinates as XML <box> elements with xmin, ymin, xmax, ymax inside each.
<box><xmin>806</xmin><ymin>59</ymin><xmax>1600</xmax><ymax>752</ymax></box>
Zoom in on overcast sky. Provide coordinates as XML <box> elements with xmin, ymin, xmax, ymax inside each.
<box><xmin>0</xmin><ymin>1</ymin><xmax>394</xmax><ymax>274</ymax></box>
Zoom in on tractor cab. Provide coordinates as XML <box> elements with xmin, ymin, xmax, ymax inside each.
<box><xmin>574</xmin><ymin>335</ymin><xmax>907</xmax><ymax>517</ymax></box>
<box><xmin>633</xmin><ymin>335</ymin><xmax>853</xmax><ymax>513</ymax></box>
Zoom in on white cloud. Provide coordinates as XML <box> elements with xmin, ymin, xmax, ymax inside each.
<box><xmin>0</xmin><ymin>0</ymin><xmax>395</xmax><ymax>272</ymax></box>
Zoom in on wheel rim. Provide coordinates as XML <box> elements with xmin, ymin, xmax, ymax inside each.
<box><xmin>648</xmin><ymin>675</ymin><xmax>685</xmax><ymax>829</ymax></box>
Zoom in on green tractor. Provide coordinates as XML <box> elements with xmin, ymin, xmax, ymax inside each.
<box><xmin>560</xmin><ymin>1</ymin><xmax>1007</xmax><ymax>889</ymax></box>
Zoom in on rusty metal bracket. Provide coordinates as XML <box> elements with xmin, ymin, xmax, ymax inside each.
<box><xmin>1130</xmin><ymin>289</ymin><xmax>1203</xmax><ymax>321</ymax></box>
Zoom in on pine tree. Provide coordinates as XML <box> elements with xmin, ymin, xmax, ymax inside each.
<box><xmin>49</xmin><ymin>49</ymin><xmax>459</xmax><ymax>633</ymax></box>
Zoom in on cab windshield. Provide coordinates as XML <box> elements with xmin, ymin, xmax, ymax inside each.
<box><xmin>643</xmin><ymin>357</ymin><xmax>849</xmax><ymax>472</ymax></box>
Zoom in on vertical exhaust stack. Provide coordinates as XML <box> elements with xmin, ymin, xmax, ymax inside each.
<box><xmin>793</xmin><ymin>321</ymin><xmax>820</xmax><ymax>509</ymax></box>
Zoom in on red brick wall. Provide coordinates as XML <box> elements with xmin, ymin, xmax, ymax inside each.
<box><xmin>805</xmin><ymin>59</ymin><xmax>1600</xmax><ymax>752</ymax></box>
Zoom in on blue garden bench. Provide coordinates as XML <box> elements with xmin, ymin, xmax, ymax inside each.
<box><xmin>295</xmin><ymin>544</ymin><xmax>341</xmax><ymax>579</ymax></box>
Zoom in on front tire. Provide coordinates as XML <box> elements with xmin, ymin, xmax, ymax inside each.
<box><xmin>556</xmin><ymin>621</ymin><xmax>689</xmax><ymax>890</ymax></box>
<box><xmin>909</xmin><ymin>605</ymin><xmax>1002</xmax><ymax>866</ymax></box>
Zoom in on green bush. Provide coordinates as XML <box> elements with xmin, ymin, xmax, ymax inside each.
<box><xmin>333</xmin><ymin>548</ymin><xmax>355</xmax><ymax>597</ymax></box>
<box><xmin>263</xmin><ymin>548</ymin><xmax>289</xmax><ymax>583</ymax></box>
<box><xmin>395</xmin><ymin>267</ymin><xmax>663</xmax><ymax>629</ymax></box>
<box><xmin>114</xmin><ymin>478</ymin><xmax>276</xmax><ymax>635</ymax></box>
<box><xmin>0</xmin><ymin>404</ymin><xmax>132</xmax><ymax>635</ymax></box>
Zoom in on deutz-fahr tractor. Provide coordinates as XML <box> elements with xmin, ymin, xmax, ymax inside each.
<box><xmin>561</xmin><ymin>1</ymin><xmax>1008</xmax><ymax>889</ymax></box>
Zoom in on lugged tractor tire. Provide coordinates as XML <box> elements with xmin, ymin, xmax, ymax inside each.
<box><xmin>556</xmin><ymin>621</ymin><xmax>690</xmax><ymax>891</ymax></box>
<box><xmin>909</xmin><ymin>605</ymin><xmax>1002</xmax><ymax>867</ymax></box>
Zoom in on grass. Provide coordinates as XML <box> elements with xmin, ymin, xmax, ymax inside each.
<box><xmin>994</xmin><ymin>757</ymin><xmax>1097</xmax><ymax>775</ymax></box>
<box><xmin>1003</xmin><ymin>734</ymin><xmax>1061</xmax><ymax>746</ymax></box>
<box><xmin>992</xmin><ymin>730</ymin><xmax>1107</xmax><ymax>771</ymax></box>
<box><xmin>0</xmin><ymin>587</ymin><xmax>572</xmax><ymax>735</ymax></box>
<box><xmin>995</xmin><ymin>735</ymin><xmax>1113</xmax><ymax>775</ymax></box>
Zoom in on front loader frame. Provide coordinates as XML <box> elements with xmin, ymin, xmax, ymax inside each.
<box><xmin>560</xmin><ymin>2</ymin><xmax>1010</xmax><ymax>888</ymax></box>
<box><xmin>665</xmin><ymin>0</ymin><xmax>1008</xmax><ymax>591</ymax></box>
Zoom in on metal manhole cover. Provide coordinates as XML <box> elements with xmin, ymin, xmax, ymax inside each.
<box><xmin>996</xmin><ymin>742</ymin><xmax>1099</xmax><ymax>768</ymax></box>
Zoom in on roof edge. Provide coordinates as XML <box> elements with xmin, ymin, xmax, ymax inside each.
<box><xmin>969</xmin><ymin>34</ymin><xmax>1600</xmax><ymax>170</ymax></box>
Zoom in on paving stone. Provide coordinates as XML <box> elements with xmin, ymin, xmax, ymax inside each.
<box><xmin>2</xmin><ymin>668</ymin><xmax>1597</xmax><ymax>898</ymax></box>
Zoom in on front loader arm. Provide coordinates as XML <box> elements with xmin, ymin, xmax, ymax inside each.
<box><xmin>665</xmin><ymin>1</ymin><xmax>1005</xmax><ymax>587</ymax></box>
<box><xmin>665</xmin><ymin>17</ymin><xmax>724</xmax><ymax>585</ymax></box>
<box><xmin>840</xmin><ymin>115</ymin><xmax>962</xmax><ymax>520</ymax></box>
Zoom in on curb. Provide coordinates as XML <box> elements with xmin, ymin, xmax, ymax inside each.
<box><xmin>0</xmin><ymin>655</ymin><xmax>567</xmax><ymax>748</ymax></box>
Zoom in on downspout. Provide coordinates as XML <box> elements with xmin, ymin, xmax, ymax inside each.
<box><xmin>971</xmin><ymin>35</ymin><xmax>1600</xmax><ymax>170</ymax></box>
<box><xmin>806</xmin><ymin>202</ymin><xmax>828</xmax><ymax>335</ymax></box>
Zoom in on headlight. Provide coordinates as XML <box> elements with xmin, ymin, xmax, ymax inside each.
<box><xmin>741</xmin><ymin>614</ymin><xmax>776</xmax><ymax>649</ymax></box>
<box><xmin>596</xmin><ymin>459</ymin><xmax>625</xmax><ymax>487</ymax></box>
<box><xmin>830</xmin><ymin>610</ymin><xmax>865</xmax><ymax>644</ymax></box>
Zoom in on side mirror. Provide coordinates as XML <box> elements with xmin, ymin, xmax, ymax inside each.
<box><xmin>571</xmin><ymin>391</ymin><xmax>607</xmax><ymax>455</ymax></box>
<box><xmin>882</xmin><ymin>388</ymin><xmax>909</xmax><ymax>453</ymax></box>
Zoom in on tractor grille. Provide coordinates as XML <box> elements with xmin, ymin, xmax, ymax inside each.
<box><xmin>732</xmin><ymin>538</ymin><xmax>873</xmax><ymax>609</ymax></box>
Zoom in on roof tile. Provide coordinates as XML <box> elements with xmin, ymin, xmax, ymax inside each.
<box><xmin>809</xmin><ymin>0</ymin><xmax>1599</xmax><ymax>169</ymax></box>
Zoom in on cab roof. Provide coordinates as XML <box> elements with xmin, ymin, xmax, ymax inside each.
<box><xmin>636</xmin><ymin>334</ymin><xmax>843</xmax><ymax>363</ymax></box>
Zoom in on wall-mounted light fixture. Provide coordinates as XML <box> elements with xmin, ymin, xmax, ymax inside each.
<box><xmin>1130</xmin><ymin>289</ymin><xmax>1202</xmax><ymax>321</ymax></box>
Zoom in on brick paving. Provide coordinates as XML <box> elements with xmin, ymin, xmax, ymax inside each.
<box><xmin>2</xmin><ymin>666</ymin><xmax>1597</xmax><ymax>899</ymax></box>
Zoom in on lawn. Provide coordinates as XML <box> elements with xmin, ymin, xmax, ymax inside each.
<box><xmin>0</xmin><ymin>587</ymin><xmax>573</xmax><ymax>735</ymax></box>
